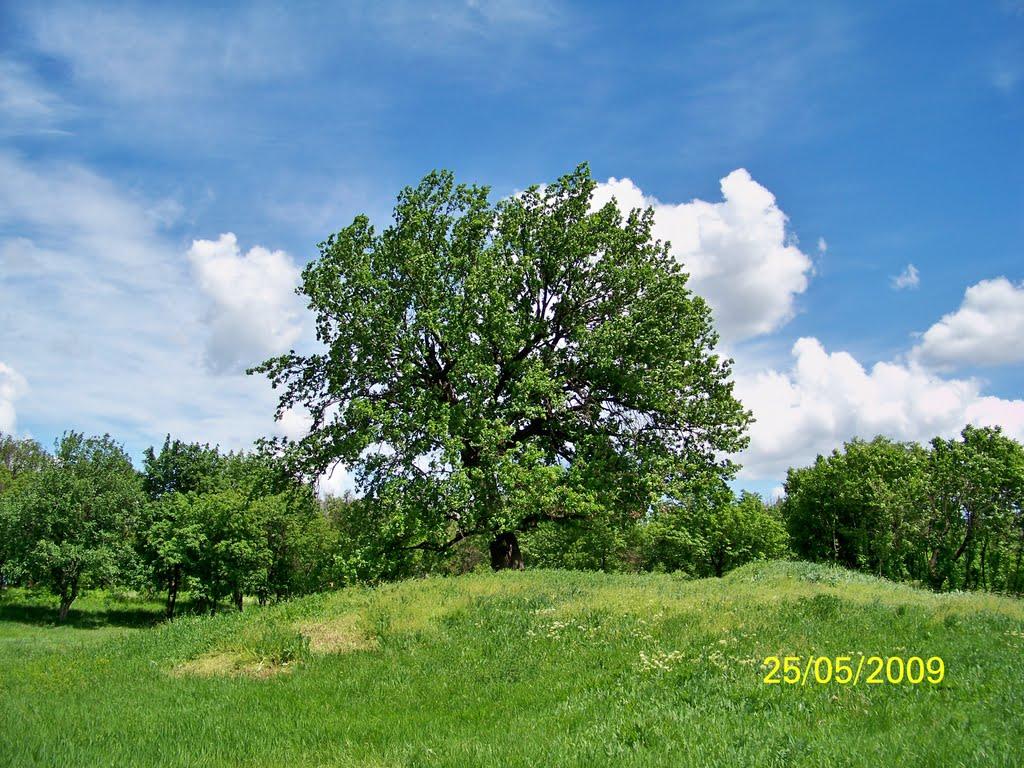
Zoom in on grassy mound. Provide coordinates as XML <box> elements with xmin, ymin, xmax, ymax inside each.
<box><xmin>2</xmin><ymin>562</ymin><xmax>1023</xmax><ymax>766</ymax></box>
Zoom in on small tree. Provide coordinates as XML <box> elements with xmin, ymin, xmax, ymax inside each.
<box><xmin>642</xmin><ymin>490</ymin><xmax>789</xmax><ymax>577</ymax></box>
<box><xmin>782</xmin><ymin>437</ymin><xmax>928</xmax><ymax>580</ymax></box>
<box><xmin>189</xmin><ymin>491</ymin><xmax>270</xmax><ymax>612</ymax></box>
<box><xmin>253</xmin><ymin>164</ymin><xmax>750</xmax><ymax>567</ymax></box>
<box><xmin>0</xmin><ymin>434</ymin><xmax>51</xmax><ymax>586</ymax></box>
<box><xmin>253</xmin><ymin>489</ymin><xmax>333</xmax><ymax>601</ymax></box>
<box><xmin>141</xmin><ymin>492</ymin><xmax>207</xmax><ymax>617</ymax></box>
<box><xmin>923</xmin><ymin>426</ymin><xmax>1024</xmax><ymax>591</ymax></box>
<box><xmin>2</xmin><ymin>433</ymin><xmax>144</xmax><ymax>620</ymax></box>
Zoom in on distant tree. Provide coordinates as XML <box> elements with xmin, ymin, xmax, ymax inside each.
<box><xmin>642</xmin><ymin>490</ymin><xmax>789</xmax><ymax>577</ymax></box>
<box><xmin>782</xmin><ymin>437</ymin><xmax>928</xmax><ymax>581</ymax></box>
<box><xmin>922</xmin><ymin>426</ymin><xmax>1024</xmax><ymax>591</ymax></box>
<box><xmin>253</xmin><ymin>164</ymin><xmax>750</xmax><ymax>569</ymax></box>
<box><xmin>520</xmin><ymin>514</ymin><xmax>641</xmax><ymax>572</ymax></box>
<box><xmin>0</xmin><ymin>433</ymin><xmax>49</xmax><ymax>495</ymax></box>
<box><xmin>142</xmin><ymin>436</ymin><xmax>224</xmax><ymax>499</ymax></box>
<box><xmin>1</xmin><ymin>433</ymin><xmax>145</xmax><ymax>620</ymax></box>
<box><xmin>141</xmin><ymin>492</ymin><xmax>206</xmax><ymax>617</ymax></box>
<box><xmin>322</xmin><ymin>493</ymin><xmax>421</xmax><ymax>584</ymax></box>
<box><xmin>253</xmin><ymin>489</ymin><xmax>333</xmax><ymax>601</ymax></box>
<box><xmin>0</xmin><ymin>434</ymin><xmax>51</xmax><ymax>585</ymax></box>
<box><xmin>781</xmin><ymin>427</ymin><xmax>1024</xmax><ymax>593</ymax></box>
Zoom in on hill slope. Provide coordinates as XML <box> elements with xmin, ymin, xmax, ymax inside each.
<box><xmin>2</xmin><ymin>562</ymin><xmax>1023</xmax><ymax>767</ymax></box>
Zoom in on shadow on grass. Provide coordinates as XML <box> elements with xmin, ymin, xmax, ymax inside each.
<box><xmin>0</xmin><ymin>602</ymin><xmax>166</xmax><ymax>629</ymax></box>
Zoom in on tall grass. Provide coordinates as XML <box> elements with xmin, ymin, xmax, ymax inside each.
<box><xmin>2</xmin><ymin>562</ymin><xmax>1023</xmax><ymax>766</ymax></box>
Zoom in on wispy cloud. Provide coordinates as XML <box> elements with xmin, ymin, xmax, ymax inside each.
<box><xmin>0</xmin><ymin>152</ymin><xmax>303</xmax><ymax>453</ymax></box>
<box><xmin>0</xmin><ymin>60</ymin><xmax>69</xmax><ymax>136</ymax></box>
<box><xmin>21</xmin><ymin>2</ymin><xmax>311</xmax><ymax>102</ymax></box>
<box><xmin>0</xmin><ymin>362</ymin><xmax>28</xmax><ymax>435</ymax></box>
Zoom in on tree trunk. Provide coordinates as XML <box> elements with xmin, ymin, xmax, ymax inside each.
<box><xmin>233</xmin><ymin>588</ymin><xmax>244</xmax><ymax>612</ymax></box>
<box><xmin>979</xmin><ymin>536</ymin><xmax>988</xmax><ymax>591</ymax></box>
<box><xmin>490</xmin><ymin>532</ymin><xmax>524</xmax><ymax>571</ymax></box>
<box><xmin>57</xmin><ymin>578</ymin><xmax>78</xmax><ymax>623</ymax></box>
<box><xmin>166</xmin><ymin>565</ymin><xmax>180</xmax><ymax>618</ymax></box>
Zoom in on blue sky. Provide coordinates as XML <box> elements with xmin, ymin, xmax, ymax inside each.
<box><xmin>1</xmin><ymin>0</ymin><xmax>1022</xmax><ymax>496</ymax></box>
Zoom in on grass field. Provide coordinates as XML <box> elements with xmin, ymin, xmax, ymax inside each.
<box><xmin>2</xmin><ymin>561</ymin><xmax>1023</xmax><ymax>767</ymax></box>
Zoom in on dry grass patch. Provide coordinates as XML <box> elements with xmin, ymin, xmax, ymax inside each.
<box><xmin>298</xmin><ymin>613</ymin><xmax>376</xmax><ymax>654</ymax></box>
<box><xmin>172</xmin><ymin>651</ymin><xmax>293</xmax><ymax>679</ymax></box>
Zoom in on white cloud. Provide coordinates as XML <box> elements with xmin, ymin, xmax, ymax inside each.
<box><xmin>592</xmin><ymin>169</ymin><xmax>813</xmax><ymax>342</ymax></box>
<box><xmin>318</xmin><ymin>462</ymin><xmax>355</xmax><ymax>499</ymax></box>
<box><xmin>0</xmin><ymin>362</ymin><xmax>28</xmax><ymax>435</ymax></box>
<box><xmin>913</xmin><ymin>277</ymin><xmax>1024</xmax><ymax>368</ymax></box>
<box><xmin>187</xmin><ymin>234</ymin><xmax>305</xmax><ymax>374</ymax></box>
<box><xmin>735</xmin><ymin>337</ymin><xmax>1024</xmax><ymax>480</ymax></box>
<box><xmin>0</xmin><ymin>152</ymin><xmax>306</xmax><ymax>454</ymax></box>
<box><xmin>891</xmin><ymin>263</ymin><xmax>920</xmax><ymax>290</ymax></box>
<box><xmin>817</xmin><ymin>237</ymin><xmax>828</xmax><ymax>254</ymax></box>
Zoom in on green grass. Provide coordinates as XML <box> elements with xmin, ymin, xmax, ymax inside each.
<box><xmin>2</xmin><ymin>562</ymin><xmax>1023</xmax><ymax>767</ymax></box>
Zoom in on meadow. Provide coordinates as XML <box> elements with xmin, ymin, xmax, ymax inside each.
<box><xmin>2</xmin><ymin>561</ymin><xmax>1023</xmax><ymax>767</ymax></box>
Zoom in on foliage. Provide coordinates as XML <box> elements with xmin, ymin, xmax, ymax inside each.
<box><xmin>252</xmin><ymin>164</ymin><xmax>750</xmax><ymax>562</ymax></box>
<box><xmin>138</xmin><ymin>439</ymin><xmax>334</xmax><ymax>614</ymax></box>
<box><xmin>520</xmin><ymin>514</ymin><xmax>642</xmax><ymax>572</ymax></box>
<box><xmin>141</xmin><ymin>436</ymin><xmax>225</xmax><ymax>498</ymax></box>
<box><xmin>783</xmin><ymin>436</ymin><xmax>928</xmax><ymax>580</ymax></box>
<box><xmin>0</xmin><ymin>433</ymin><xmax>145</xmax><ymax>620</ymax></box>
<box><xmin>642</xmin><ymin>491</ymin><xmax>790</xmax><ymax>577</ymax></box>
<box><xmin>782</xmin><ymin>427</ymin><xmax>1024</xmax><ymax>593</ymax></box>
<box><xmin>0</xmin><ymin>433</ymin><xmax>49</xmax><ymax>495</ymax></box>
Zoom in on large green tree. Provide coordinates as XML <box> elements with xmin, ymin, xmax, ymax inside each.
<box><xmin>253</xmin><ymin>164</ymin><xmax>750</xmax><ymax>566</ymax></box>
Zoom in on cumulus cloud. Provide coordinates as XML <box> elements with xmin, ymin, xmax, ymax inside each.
<box><xmin>0</xmin><ymin>362</ymin><xmax>28</xmax><ymax>435</ymax></box>
<box><xmin>913</xmin><ymin>277</ymin><xmax>1024</xmax><ymax>368</ymax></box>
<box><xmin>735</xmin><ymin>337</ymin><xmax>1024</xmax><ymax>480</ymax></box>
<box><xmin>592</xmin><ymin>169</ymin><xmax>813</xmax><ymax>342</ymax></box>
<box><xmin>891</xmin><ymin>263</ymin><xmax>920</xmax><ymax>290</ymax></box>
<box><xmin>187</xmin><ymin>233</ymin><xmax>305</xmax><ymax>374</ymax></box>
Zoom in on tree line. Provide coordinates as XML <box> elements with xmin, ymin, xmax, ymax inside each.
<box><xmin>3</xmin><ymin>423</ymin><xmax>1021</xmax><ymax>621</ymax></box>
<box><xmin>0</xmin><ymin>429</ymin><xmax>789</xmax><ymax>620</ymax></box>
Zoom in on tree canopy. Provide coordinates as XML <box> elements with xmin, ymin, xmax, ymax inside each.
<box><xmin>253</xmin><ymin>164</ymin><xmax>750</xmax><ymax>563</ymax></box>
